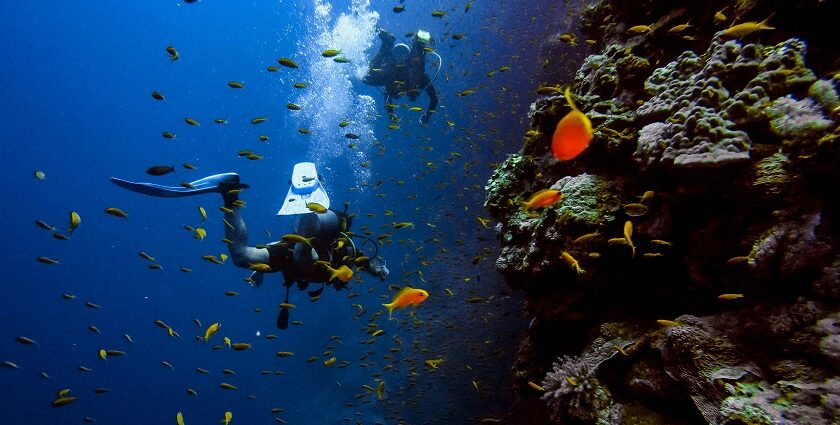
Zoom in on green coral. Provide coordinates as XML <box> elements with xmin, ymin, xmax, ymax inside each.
<box><xmin>766</xmin><ymin>96</ymin><xmax>832</xmax><ymax>140</ymax></box>
<box><xmin>553</xmin><ymin>173</ymin><xmax>622</xmax><ymax>226</ymax></box>
<box><xmin>752</xmin><ymin>152</ymin><xmax>791</xmax><ymax>197</ymax></box>
<box><xmin>721</xmin><ymin>403</ymin><xmax>774</xmax><ymax>425</ymax></box>
<box><xmin>808</xmin><ymin>79</ymin><xmax>840</xmax><ymax>113</ymax></box>
<box><xmin>484</xmin><ymin>153</ymin><xmax>530</xmax><ymax>213</ymax></box>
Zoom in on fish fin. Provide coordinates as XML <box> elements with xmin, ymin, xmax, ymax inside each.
<box><xmin>760</xmin><ymin>12</ymin><xmax>776</xmax><ymax>28</ymax></box>
<box><xmin>382</xmin><ymin>303</ymin><xmax>395</xmax><ymax>319</ymax></box>
<box><xmin>564</xmin><ymin>86</ymin><xmax>581</xmax><ymax>114</ymax></box>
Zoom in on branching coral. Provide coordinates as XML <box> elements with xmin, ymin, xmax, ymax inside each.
<box><xmin>541</xmin><ymin>355</ymin><xmax>600</xmax><ymax>422</ymax></box>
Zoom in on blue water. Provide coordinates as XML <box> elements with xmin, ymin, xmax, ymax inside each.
<box><xmin>1</xmin><ymin>1</ymin><xmax>568</xmax><ymax>423</ymax></box>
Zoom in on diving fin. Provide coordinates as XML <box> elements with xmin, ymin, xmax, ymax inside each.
<box><xmin>110</xmin><ymin>173</ymin><xmax>249</xmax><ymax>198</ymax></box>
<box><xmin>277</xmin><ymin>162</ymin><xmax>330</xmax><ymax>215</ymax></box>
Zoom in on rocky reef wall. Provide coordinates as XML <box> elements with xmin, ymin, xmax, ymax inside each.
<box><xmin>487</xmin><ymin>0</ymin><xmax>840</xmax><ymax>423</ymax></box>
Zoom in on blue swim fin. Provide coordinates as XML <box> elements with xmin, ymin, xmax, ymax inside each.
<box><xmin>110</xmin><ymin>173</ymin><xmax>248</xmax><ymax>198</ymax></box>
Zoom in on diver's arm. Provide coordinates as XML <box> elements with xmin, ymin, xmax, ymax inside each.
<box><xmin>223</xmin><ymin>192</ymin><xmax>270</xmax><ymax>268</ymax></box>
<box><xmin>422</xmin><ymin>83</ymin><xmax>438</xmax><ymax>124</ymax></box>
<box><xmin>372</xmin><ymin>29</ymin><xmax>395</xmax><ymax>66</ymax></box>
<box><xmin>363</xmin><ymin>31</ymin><xmax>395</xmax><ymax>86</ymax></box>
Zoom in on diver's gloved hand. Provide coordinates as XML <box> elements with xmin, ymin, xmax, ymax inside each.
<box><xmin>378</xmin><ymin>28</ymin><xmax>395</xmax><ymax>45</ymax></box>
<box><xmin>368</xmin><ymin>257</ymin><xmax>389</xmax><ymax>281</ymax></box>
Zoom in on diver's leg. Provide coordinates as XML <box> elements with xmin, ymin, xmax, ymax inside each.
<box><xmin>221</xmin><ymin>184</ymin><xmax>270</xmax><ymax>268</ymax></box>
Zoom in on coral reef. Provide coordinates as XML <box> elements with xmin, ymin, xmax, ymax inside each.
<box><xmin>486</xmin><ymin>0</ymin><xmax>840</xmax><ymax>423</ymax></box>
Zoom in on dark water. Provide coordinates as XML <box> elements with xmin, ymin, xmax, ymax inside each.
<box><xmin>0</xmin><ymin>1</ymin><xmax>574</xmax><ymax>423</ymax></box>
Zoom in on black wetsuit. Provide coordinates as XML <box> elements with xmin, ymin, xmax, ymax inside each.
<box><xmin>263</xmin><ymin>210</ymin><xmax>358</xmax><ymax>291</ymax></box>
<box><xmin>363</xmin><ymin>35</ymin><xmax>438</xmax><ymax>118</ymax></box>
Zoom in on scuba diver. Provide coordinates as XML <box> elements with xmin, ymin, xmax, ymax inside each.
<box><xmin>363</xmin><ymin>29</ymin><xmax>441</xmax><ymax>124</ymax></box>
<box><xmin>110</xmin><ymin>162</ymin><xmax>389</xmax><ymax>329</ymax></box>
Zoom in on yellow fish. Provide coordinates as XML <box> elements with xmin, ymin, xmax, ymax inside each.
<box><xmin>383</xmin><ymin>287</ymin><xmax>428</xmax><ymax>318</ymax></box>
<box><xmin>714</xmin><ymin>9</ymin><xmax>727</xmax><ymax>25</ymax></box>
<box><xmin>627</xmin><ymin>24</ymin><xmax>654</xmax><ymax>35</ymax></box>
<box><xmin>527</xmin><ymin>381</ymin><xmax>545</xmax><ymax>391</ymax></box>
<box><xmin>194</xmin><ymin>228</ymin><xmax>206</xmax><ymax>240</ymax></box>
<box><xmin>105</xmin><ymin>207</ymin><xmax>128</xmax><ymax>218</ymax></box>
<box><xmin>203</xmin><ymin>323</ymin><xmax>220</xmax><ymax>341</ymax></box>
<box><xmin>68</xmin><ymin>211</ymin><xmax>81</xmax><ymax>232</ymax></box>
<box><xmin>221</xmin><ymin>411</ymin><xmax>232</xmax><ymax>425</ymax></box>
<box><xmin>232</xmin><ymin>343</ymin><xmax>251</xmax><ymax>351</ymax></box>
<box><xmin>624</xmin><ymin>221</ymin><xmax>635</xmax><ymax>258</ymax></box>
<box><xmin>325</xmin><ymin>264</ymin><xmax>353</xmax><ymax>282</ymax></box>
<box><xmin>561</xmin><ymin>251</ymin><xmax>584</xmax><ymax>274</ymax></box>
<box><xmin>166</xmin><ymin>46</ymin><xmax>179</xmax><ymax>61</ymax></box>
<box><xmin>176</xmin><ymin>412</ymin><xmax>184</xmax><ymax>425</ymax></box>
<box><xmin>424</xmin><ymin>358</ymin><xmax>445</xmax><ymax>368</ymax></box>
<box><xmin>198</xmin><ymin>207</ymin><xmax>207</xmax><ymax>223</ymax></box>
<box><xmin>277</xmin><ymin>57</ymin><xmax>298</xmax><ymax>68</ymax></box>
<box><xmin>721</xmin><ymin>15</ymin><xmax>774</xmax><ymax>39</ymax></box>
<box><xmin>282</xmin><ymin>234</ymin><xmax>314</xmax><ymax>246</ymax></box>
<box><xmin>306</xmin><ymin>202</ymin><xmax>327</xmax><ymax>213</ymax></box>
<box><xmin>250</xmin><ymin>263</ymin><xmax>272</xmax><ymax>272</ymax></box>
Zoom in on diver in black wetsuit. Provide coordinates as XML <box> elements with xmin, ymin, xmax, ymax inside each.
<box><xmin>110</xmin><ymin>170</ymin><xmax>389</xmax><ymax>329</ymax></box>
<box><xmin>363</xmin><ymin>29</ymin><xmax>440</xmax><ymax>124</ymax></box>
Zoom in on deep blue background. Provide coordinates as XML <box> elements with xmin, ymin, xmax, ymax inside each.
<box><xmin>1</xmin><ymin>0</ymin><xmax>573</xmax><ymax>423</ymax></box>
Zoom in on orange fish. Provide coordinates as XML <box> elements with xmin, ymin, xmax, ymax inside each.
<box><xmin>522</xmin><ymin>189</ymin><xmax>563</xmax><ymax>211</ymax></box>
<box><xmin>382</xmin><ymin>287</ymin><xmax>428</xmax><ymax>318</ymax></box>
<box><xmin>551</xmin><ymin>86</ymin><xmax>593</xmax><ymax>161</ymax></box>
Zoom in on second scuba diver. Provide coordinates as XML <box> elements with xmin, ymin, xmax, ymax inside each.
<box><xmin>111</xmin><ymin>162</ymin><xmax>389</xmax><ymax>329</ymax></box>
<box><xmin>363</xmin><ymin>29</ymin><xmax>440</xmax><ymax>124</ymax></box>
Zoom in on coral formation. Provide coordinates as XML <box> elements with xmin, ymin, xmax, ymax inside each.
<box><xmin>541</xmin><ymin>355</ymin><xmax>621</xmax><ymax>424</ymax></box>
<box><xmin>766</xmin><ymin>95</ymin><xmax>832</xmax><ymax>141</ymax></box>
<box><xmin>486</xmin><ymin>0</ymin><xmax>840</xmax><ymax>423</ymax></box>
<box><xmin>633</xmin><ymin>37</ymin><xmax>819</xmax><ymax>168</ymax></box>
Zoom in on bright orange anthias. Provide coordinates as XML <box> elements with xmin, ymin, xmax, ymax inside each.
<box><xmin>383</xmin><ymin>287</ymin><xmax>429</xmax><ymax>318</ymax></box>
<box><xmin>551</xmin><ymin>86</ymin><xmax>593</xmax><ymax>161</ymax></box>
<box><xmin>522</xmin><ymin>189</ymin><xmax>564</xmax><ymax>211</ymax></box>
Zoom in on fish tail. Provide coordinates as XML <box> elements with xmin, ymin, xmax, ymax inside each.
<box><xmin>382</xmin><ymin>303</ymin><xmax>395</xmax><ymax>318</ymax></box>
<box><xmin>759</xmin><ymin>13</ymin><xmax>775</xmax><ymax>29</ymax></box>
<box><xmin>564</xmin><ymin>86</ymin><xmax>581</xmax><ymax>113</ymax></box>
